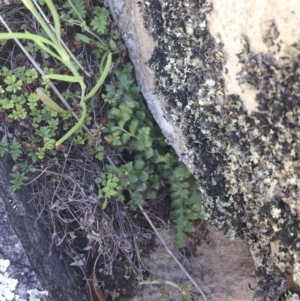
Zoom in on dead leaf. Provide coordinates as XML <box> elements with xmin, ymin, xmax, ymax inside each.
<box><xmin>85</xmin><ymin>271</ymin><xmax>107</xmax><ymax>301</ymax></box>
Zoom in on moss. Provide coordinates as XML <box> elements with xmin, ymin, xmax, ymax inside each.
<box><xmin>140</xmin><ymin>0</ymin><xmax>300</xmax><ymax>299</ymax></box>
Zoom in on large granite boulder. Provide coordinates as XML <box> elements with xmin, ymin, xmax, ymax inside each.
<box><xmin>106</xmin><ymin>0</ymin><xmax>300</xmax><ymax>300</ymax></box>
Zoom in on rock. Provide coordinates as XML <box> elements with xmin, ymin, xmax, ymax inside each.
<box><xmin>0</xmin><ymin>159</ymin><xmax>88</xmax><ymax>301</ymax></box>
<box><xmin>136</xmin><ymin>225</ymin><xmax>256</xmax><ymax>301</ymax></box>
<box><xmin>106</xmin><ymin>0</ymin><xmax>300</xmax><ymax>300</ymax></box>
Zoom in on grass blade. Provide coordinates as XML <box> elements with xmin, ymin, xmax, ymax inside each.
<box><xmin>84</xmin><ymin>52</ymin><xmax>112</xmax><ymax>101</ymax></box>
<box><xmin>45</xmin><ymin>0</ymin><xmax>61</xmax><ymax>42</ymax></box>
<box><xmin>43</xmin><ymin>74</ymin><xmax>82</xmax><ymax>83</ymax></box>
<box><xmin>56</xmin><ymin>102</ymin><xmax>87</xmax><ymax>146</ymax></box>
<box><xmin>36</xmin><ymin>88</ymin><xmax>70</xmax><ymax>114</ymax></box>
<box><xmin>76</xmin><ymin>33</ymin><xmax>91</xmax><ymax>44</ymax></box>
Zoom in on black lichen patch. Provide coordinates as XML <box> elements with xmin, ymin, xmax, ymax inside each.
<box><xmin>140</xmin><ymin>0</ymin><xmax>300</xmax><ymax>300</ymax></box>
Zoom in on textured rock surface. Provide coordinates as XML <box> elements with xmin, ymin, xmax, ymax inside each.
<box><xmin>0</xmin><ymin>159</ymin><xmax>88</xmax><ymax>301</ymax></box>
<box><xmin>0</xmin><ymin>197</ymin><xmax>43</xmax><ymax>300</ymax></box>
<box><xmin>107</xmin><ymin>0</ymin><xmax>300</xmax><ymax>300</ymax></box>
<box><xmin>136</xmin><ymin>225</ymin><xmax>256</xmax><ymax>301</ymax></box>
<box><xmin>206</xmin><ymin>0</ymin><xmax>300</xmax><ymax>114</ymax></box>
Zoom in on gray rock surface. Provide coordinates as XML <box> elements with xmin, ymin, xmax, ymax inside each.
<box><xmin>0</xmin><ymin>159</ymin><xmax>88</xmax><ymax>301</ymax></box>
<box><xmin>106</xmin><ymin>0</ymin><xmax>188</xmax><ymax>162</ymax></box>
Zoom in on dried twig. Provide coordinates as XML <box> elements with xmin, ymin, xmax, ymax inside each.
<box><xmin>138</xmin><ymin>205</ymin><xmax>207</xmax><ymax>301</ymax></box>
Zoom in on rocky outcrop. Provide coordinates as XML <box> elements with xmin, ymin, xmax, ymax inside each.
<box><xmin>106</xmin><ymin>0</ymin><xmax>300</xmax><ymax>300</ymax></box>
<box><xmin>0</xmin><ymin>159</ymin><xmax>88</xmax><ymax>301</ymax></box>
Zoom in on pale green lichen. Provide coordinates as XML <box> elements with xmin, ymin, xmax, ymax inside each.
<box><xmin>0</xmin><ymin>259</ymin><xmax>48</xmax><ymax>301</ymax></box>
<box><xmin>0</xmin><ymin>259</ymin><xmax>18</xmax><ymax>301</ymax></box>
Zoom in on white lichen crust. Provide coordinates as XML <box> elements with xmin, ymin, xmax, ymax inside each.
<box><xmin>140</xmin><ymin>0</ymin><xmax>300</xmax><ymax>300</ymax></box>
<box><xmin>0</xmin><ymin>259</ymin><xmax>18</xmax><ymax>301</ymax></box>
<box><xmin>0</xmin><ymin>259</ymin><xmax>48</xmax><ymax>301</ymax></box>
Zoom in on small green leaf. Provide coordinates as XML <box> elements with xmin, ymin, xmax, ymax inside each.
<box><xmin>171</xmin><ymin>198</ymin><xmax>183</xmax><ymax>208</ymax></box>
<box><xmin>76</xmin><ymin>33</ymin><xmax>91</xmax><ymax>44</ymax></box>
<box><xmin>170</xmin><ymin>208</ymin><xmax>184</xmax><ymax>220</ymax></box>
<box><xmin>135</xmin><ymin>111</ymin><xmax>145</xmax><ymax>121</ymax></box>
<box><xmin>134</xmin><ymin>159</ymin><xmax>145</xmax><ymax>171</ymax></box>
<box><xmin>174</xmin><ymin>230</ymin><xmax>189</xmax><ymax>248</ymax></box>
<box><xmin>9</xmin><ymin>104</ymin><xmax>27</xmax><ymax>120</ymax></box>
<box><xmin>144</xmin><ymin>148</ymin><xmax>154</xmax><ymax>159</ymax></box>
<box><xmin>191</xmin><ymin>203</ymin><xmax>202</xmax><ymax>216</ymax></box>
<box><xmin>112</xmin><ymin>29</ymin><xmax>120</xmax><ymax>40</ymax></box>
<box><xmin>150</xmin><ymin>175</ymin><xmax>160</xmax><ymax>190</ymax></box>
<box><xmin>10</xmin><ymin>172</ymin><xmax>28</xmax><ymax>191</ymax></box>
<box><xmin>62</xmin><ymin>0</ymin><xmax>86</xmax><ymax>23</ymax></box>
<box><xmin>128</xmin><ymin>173</ymin><xmax>138</xmax><ymax>183</ymax></box>
<box><xmin>136</xmin><ymin>182</ymin><xmax>147</xmax><ymax>192</ymax></box>
<box><xmin>102</xmin><ymin>198</ymin><xmax>108</xmax><ymax>209</ymax></box>
<box><xmin>109</xmin><ymin>107</ymin><xmax>120</xmax><ymax>118</ymax></box>
<box><xmin>185</xmin><ymin>212</ymin><xmax>200</xmax><ymax>220</ymax></box>
<box><xmin>0</xmin><ymin>98</ymin><xmax>14</xmax><ymax>109</ymax></box>
<box><xmin>121</xmin><ymin>133</ymin><xmax>131</xmax><ymax>145</ymax></box>
<box><xmin>129</xmin><ymin>120</ymin><xmax>138</xmax><ymax>135</ymax></box>
<box><xmin>109</xmin><ymin>39</ymin><xmax>117</xmax><ymax>51</ymax></box>
<box><xmin>9</xmin><ymin>137</ymin><xmax>22</xmax><ymax>161</ymax></box>
<box><xmin>183</xmin><ymin>223</ymin><xmax>195</xmax><ymax>233</ymax></box>
<box><xmin>146</xmin><ymin>190</ymin><xmax>157</xmax><ymax>200</ymax></box>
<box><xmin>0</xmin><ymin>136</ymin><xmax>9</xmax><ymax>157</ymax></box>
<box><xmin>4</xmin><ymin>75</ymin><xmax>16</xmax><ymax>85</ymax></box>
<box><xmin>90</xmin><ymin>7</ymin><xmax>108</xmax><ymax>35</ymax></box>
<box><xmin>139</xmin><ymin>171</ymin><xmax>149</xmax><ymax>182</ymax></box>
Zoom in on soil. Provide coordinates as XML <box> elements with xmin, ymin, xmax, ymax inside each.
<box><xmin>135</xmin><ymin>224</ymin><xmax>256</xmax><ymax>301</ymax></box>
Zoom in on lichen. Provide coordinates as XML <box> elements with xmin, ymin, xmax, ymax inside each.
<box><xmin>0</xmin><ymin>259</ymin><xmax>18</xmax><ymax>301</ymax></box>
<box><xmin>0</xmin><ymin>259</ymin><xmax>48</xmax><ymax>301</ymax></box>
<box><xmin>140</xmin><ymin>0</ymin><xmax>300</xmax><ymax>299</ymax></box>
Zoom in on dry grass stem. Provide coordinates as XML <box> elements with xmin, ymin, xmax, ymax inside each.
<box><xmin>138</xmin><ymin>205</ymin><xmax>207</xmax><ymax>301</ymax></box>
